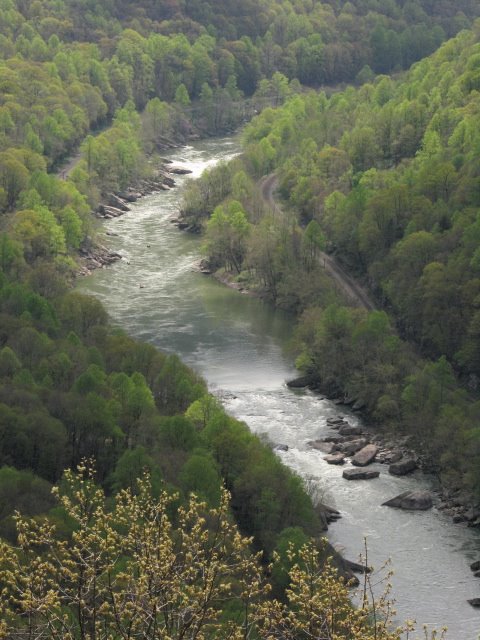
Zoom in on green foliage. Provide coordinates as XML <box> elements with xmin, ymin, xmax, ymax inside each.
<box><xmin>201</xmin><ymin>411</ymin><xmax>318</xmax><ymax>553</ymax></box>
<box><xmin>179</xmin><ymin>451</ymin><xmax>222</xmax><ymax>506</ymax></box>
<box><xmin>0</xmin><ymin>465</ymin><xmax>53</xmax><ymax>540</ymax></box>
<box><xmin>159</xmin><ymin>415</ymin><xmax>198</xmax><ymax>451</ymax></box>
<box><xmin>270</xmin><ymin>526</ymin><xmax>310</xmax><ymax>597</ymax></box>
<box><xmin>109</xmin><ymin>446</ymin><xmax>159</xmax><ymax>493</ymax></box>
<box><xmin>204</xmin><ymin>200</ymin><xmax>251</xmax><ymax>273</ymax></box>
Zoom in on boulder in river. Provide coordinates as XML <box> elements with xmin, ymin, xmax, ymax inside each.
<box><xmin>343</xmin><ymin>468</ymin><xmax>380</xmax><ymax>480</ymax></box>
<box><xmin>309</xmin><ymin>440</ymin><xmax>335</xmax><ymax>453</ymax></box>
<box><xmin>382</xmin><ymin>490</ymin><xmax>433</xmax><ymax>510</ymax></box>
<box><xmin>344</xmin><ymin>558</ymin><xmax>372</xmax><ymax>574</ymax></box>
<box><xmin>468</xmin><ymin>598</ymin><xmax>480</xmax><ymax>608</ymax></box>
<box><xmin>338</xmin><ymin>424</ymin><xmax>363</xmax><ymax>437</ymax></box>
<box><xmin>339</xmin><ymin>438</ymin><xmax>367</xmax><ymax>455</ymax></box>
<box><xmin>168</xmin><ymin>166</ymin><xmax>193</xmax><ymax>175</ymax></box>
<box><xmin>323</xmin><ymin>453</ymin><xmax>346</xmax><ymax>465</ymax></box>
<box><xmin>470</xmin><ymin>560</ymin><xmax>480</xmax><ymax>572</ymax></box>
<box><xmin>273</xmin><ymin>444</ymin><xmax>288</xmax><ymax>452</ymax></box>
<box><xmin>389</xmin><ymin>458</ymin><xmax>417</xmax><ymax>476</ymax></box>
<box><xmin>352</xmin><ymin>444</ymin><xmax>378</xmax><ymax>467</ymax></box>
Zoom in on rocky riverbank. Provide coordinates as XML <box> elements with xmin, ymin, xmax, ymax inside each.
<box><xmin>77</xmin><ymin>241</ymin><xmax>123</xmax><ymax>275</ymax></box>
<box><xmin>77</xmin><ymin>161</ymin><xmax>192</xmax><ymax>276</ymax></box>
<box><xmin>286</xmin><ymin>375</ymin><xmax>480</xmax><ymax>530</ymax></box>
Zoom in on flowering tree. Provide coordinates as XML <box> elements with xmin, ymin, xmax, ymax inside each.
<box><xmin>0</xmin><ymin>462</ymin><xmax>445</xmax><ymax>640</ymax></box>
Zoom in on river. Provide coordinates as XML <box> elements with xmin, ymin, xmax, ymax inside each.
<box><xmin>78</xmin><ymin>137</ymin><xmax>480</xmax><ymax>639</ymax></box>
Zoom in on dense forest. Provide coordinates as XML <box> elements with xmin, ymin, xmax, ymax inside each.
<box><xmin>183</xmin><ymin>22</ymin><xmax>480</xmax><ymax>498</ymax></box>
<box><xmin>0</xmin><ymin>0</ymin><xmax>479</xmax><ymax>635</ymax></box>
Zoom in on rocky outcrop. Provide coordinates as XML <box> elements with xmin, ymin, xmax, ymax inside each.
<box><xmin>98</xmin><ymin>204</ymin><xmax>127</xmax><ymax>218</ymax></box>
<box><xmin>352</xmin><ymin>444</ymin><xmax>378</xmax><ymax>467</ymax></box>
<box><xmin>107</xmin><ymin>193</ymin><xmax>130</xmax><ymax>211</ymax></box>
<box><xmin>389</xmin><ymin>458</ymin><xmax>417</xmax><ymax>476</ymax></box>
<box><xmin>468</xmin><ymin>598</ymin><xmax>480</xmax><ymax>608</ymax></box>
<box><xmin>95</xmin><ymin>163</ymin><xmax>182</xmax><ymax>222</ymax></box>
<box><xmin>382</xmin><ymin>490</ymin><xmax>433</xmax><ymax>510</ymax></box>
<box><xmin>437</xmin><ymin>490</ymin><xmax>480</xmax><ymax>526</ymax></box>
<box><xmin>77</xmin><ymin>243</ymin><xmax>122</xmax><ymax>275</ymax></box>
<box><xmin>342</xmin><ymin>468</ymin><xmax>380</xmax><ymax>480</ymax></box>
<box><xmin>316</xmin><ymin>502</ymin><xmax>342</xmax><ymax>526</ymax></box>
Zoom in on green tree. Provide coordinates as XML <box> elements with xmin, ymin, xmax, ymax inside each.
<box><xmin>0</xmin><ymin>465</ymin><xmax>265</xmax><ymax>640</ymax></box>
<box><xmin>204</xmin><ymin>200</ymin><xmax>251</xmax><ymax>273</ymax></box>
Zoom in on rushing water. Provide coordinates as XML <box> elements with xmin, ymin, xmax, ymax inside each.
<box><xmin>79</xmin><ymin>137</ymin><xmax>480</xmax><ymax>639</ymax></box>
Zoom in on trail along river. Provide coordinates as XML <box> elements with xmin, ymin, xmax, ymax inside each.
<box><xmin>78</xmin><ymin>136</ymin><xmax>480</xmax><ymax>639</ymax></box>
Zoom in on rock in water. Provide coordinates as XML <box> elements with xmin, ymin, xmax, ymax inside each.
<box><xmin>352</xmin><ymin>444</ymin><xmax>378</xmax><ymax>467</ymax></box>
<box><xmin>382</xmin><ymin>490</ymin><xmax>433</xmax><ymax>510</ymax></box>
<box><xmin>342</xmin><ymin>468</ymin><xmax>380</xmax><ymax>480</ymax></box>
<box><xmin>168</xmin><ymin>166</ymin><xmax>193</xmax><ymax>174</ymax></box>
<box><xmin>344</xmin><ymin>559</ymin><xmax>372</xmax><ymax>574</ymax></box>
<box><xmin>468</xmin><ymin>598</ymin><xmax>480</xmax><ymax>608</ymax></box>
<box><xmin>323</xmin><ymin>453</ymin><xmax>346</xmax><ymax>465</ymax></box>
<box><xmin>339</xmin><ymin>438</ymin><xmax>367</xmax><ymax>455</ymax></box>
<box><xmin>388</xmin><ymin>458</ymin><xmax>417</xmax><ymax>476</ymax></box>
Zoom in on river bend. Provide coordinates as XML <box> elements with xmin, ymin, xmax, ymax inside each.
<box><xmin>78</xmin><ymin>137</ymin><xmax>480</xmax><ymax>639</ymax></box>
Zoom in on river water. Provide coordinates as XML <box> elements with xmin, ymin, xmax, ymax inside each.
<box><xmin>78</xmin><ymin>137</ymin><xmax>480</xmax><ymax>639</ymax></box>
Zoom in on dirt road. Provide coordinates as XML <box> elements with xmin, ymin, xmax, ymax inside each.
<box><xmin>259</xmin><ymin>173</ymin><xmax>376</xmax><ymax>312</ymax></box>
<box><xmin>55</xmin><ymin>152</ymin><xmax>83</xmax><ymax>180</ymax></box>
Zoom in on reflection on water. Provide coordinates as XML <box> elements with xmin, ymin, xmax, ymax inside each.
<box><xmin>79</xmin><ymin>137</ymin><xmax>480</xmax><ymax>639</ymax></box>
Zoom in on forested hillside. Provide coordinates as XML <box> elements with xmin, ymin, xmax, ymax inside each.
<box><xmin>185</xmin><ymin>22</ymin><xmax>480</xmax><ymax>497</ymax></box>
<box><xmin>0</xmin><ymin>0</ymin><xmax>478</xmax><ymax>634</ymax></box>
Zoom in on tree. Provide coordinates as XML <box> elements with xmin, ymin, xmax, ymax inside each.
<box><xmin>0</xmin><ymin>346</ymin><xmax>21</xmax><ymax>378</ymax></box>
<box><xmin>159</xmin><ymin>415</ymin><xmax>197</xmax><ymax>451</ymax></box>
<box><xmin>257</xmin><ymin>540</ymin><xmax>411</xmax><ymax>640</ymax></box>
<box><xmin>0</xmin><ymin>464</ymin><xmax>265</xmax><ymax>640</ymax></box>
<box><xmin>179</xmin><ymin>452</ymin><xmax>222</xmax><ymax>506</ymax></box>
<box><xmin>302</xmin><ymin>220</ymin><xmax>325</xmax><ymax>271</ymax></box>
<box><xmin>174</xmin><ymin>82</ymin><xmax>190</xmax><ymax>107</ymax></box>
<box><xmin>11</xmin><ymin>207</ymin><xmax>66</xmax><ymax>261</ymax></box>
<box><xmin>0</xmin><ymin>152</ymin><xmax>29</xmax><ymax>211</ymax></box>
<box><xmin>204</xmin><ymin>200</ymin><xmax>251</xmax><ymax>273</ymax></box>
<box><xmin>143</xmin><ymin>97</ymin><xmax>171</xmax><ymax>150</ymax></box>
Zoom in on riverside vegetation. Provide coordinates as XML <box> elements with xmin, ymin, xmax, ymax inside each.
<box><xmin>181</xmin><ymin>23</ymin><xmax>480</xmax><ymax>507</ymax></box>
<box><xmin>0</xmin><ymin>0</ymin><xmax>478</xmax><ymax>635</ymax></box>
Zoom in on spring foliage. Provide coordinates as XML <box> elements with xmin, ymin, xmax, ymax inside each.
<box><xmin>189</xmin><ymin>23</ymin><xmax>480</xmax><ymax>497</ymax></box>
<box><xmin>0</xmin><ymin>463</ymin><xmax>441</xmax><ymax>640</ymax></box>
